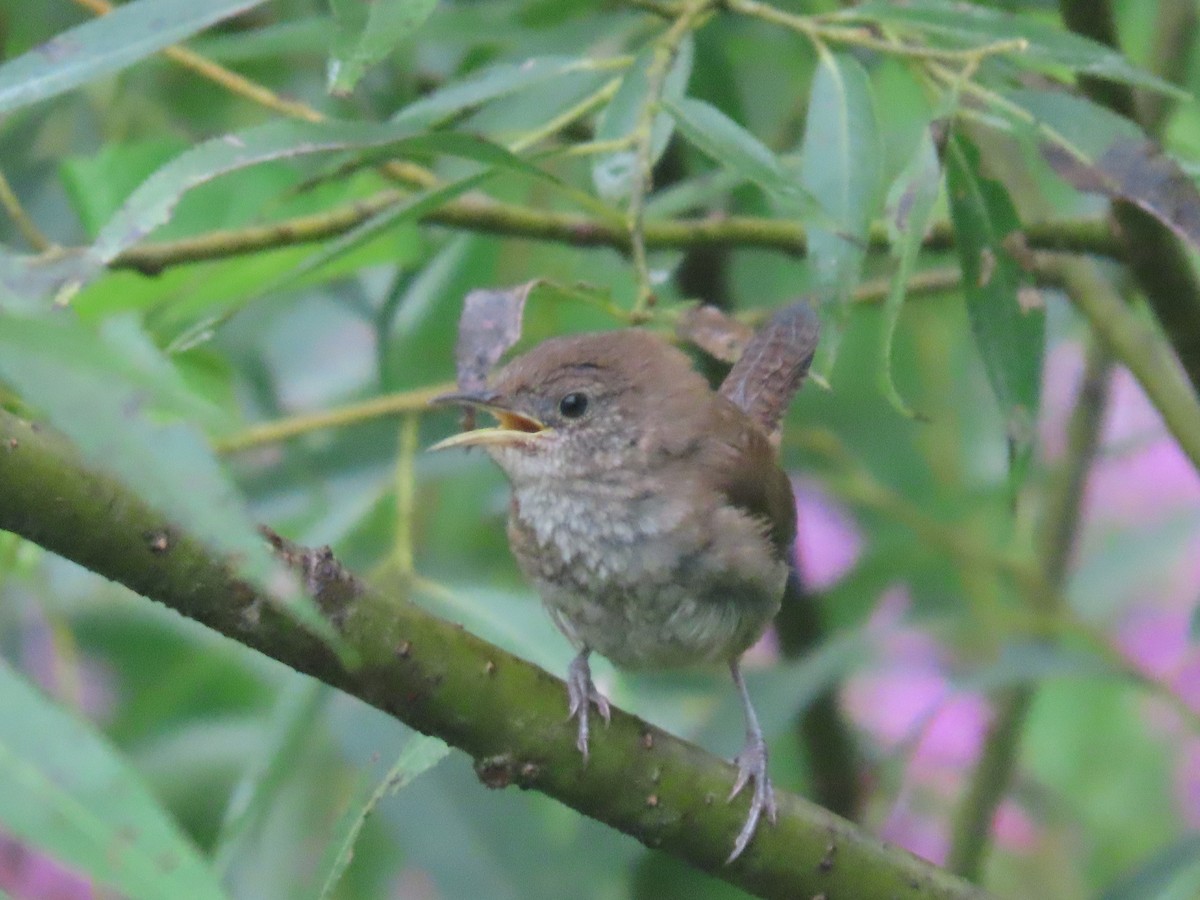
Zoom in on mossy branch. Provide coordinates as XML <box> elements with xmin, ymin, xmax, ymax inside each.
<box><xmin>0</xmin><ymin>409</ymin><xmax>991</xmax><ymax>900</ymax></box>
<box><xmin>108</xmin><ymin>195</ymin><xmax>1118</xmax><ymax>275</ymax></box>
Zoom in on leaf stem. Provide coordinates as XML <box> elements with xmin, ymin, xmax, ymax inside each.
<box><xmin>628</xmin><ymin>0</ymin><xmax>713</xmax><ymax>315</ymax></box>
<box><xmin>0</xmin><ymin>169</ymin><xmax>52</xmax><ymax>252</ymax></box>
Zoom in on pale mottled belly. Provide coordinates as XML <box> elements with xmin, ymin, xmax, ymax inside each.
<box><xmin>508</xmin><ymin>488</ymin><xmax>786</xmax><ymax>669</ymax></box>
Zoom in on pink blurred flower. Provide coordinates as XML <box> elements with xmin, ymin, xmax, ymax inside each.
<box><xmin>0</xmin><ymin>833</ymin><xmax>94</xmax><ymax>900</ymax></box>
<box><xmin>793</xmin><ymin>479</ymin><xmax>862</xmax><ymax>590</ymax></box>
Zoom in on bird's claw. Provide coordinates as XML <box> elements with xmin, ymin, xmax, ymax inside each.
<box><xmin>567</xmin><ymin>651</ymin><xmax>610</xmax><ymax>760</ymax></box>
<box><xmin>726</xmin><ymin>734</ymin><xmax>776</xmax><ymax>863</ymax></box>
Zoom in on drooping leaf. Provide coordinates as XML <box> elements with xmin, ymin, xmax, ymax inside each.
<box><xmin>327</xmin><ymin>0</ymin><xmax>439</xmax><ymax>96</ymax></box>
<box><xmin>842</xmin><ymin>0</ymin><xmax>1182</xmax><ymax>96</ymax></box>
<box><xmin>592</xmin><ymin>37</ymin><xmax>693</xmax><ymax>202</ymax></box>
<box><xmin>93</xmin><ymin>124</ymin><xmax>533</xmax><ymax>266</ymax></box>
<box><xmin>797</xmin><ymin>50</ymin><xmax>881</xmax><ymax>366</ymax></box>
<box><xmin>455</xmin><ymin>281</ymin><xmax>538</xmax><ymax>395</ymax></box>
<box><xmin>0</xmin><ymin>659</ymin><xmax>230</xmax><ymax>900</ymax></box>
<box><xmin>878</xmin><ymin>125</ymin><xmax>943</xmax><ymax>417</ymax></box>
<box><xmin>1008</xmin><ymin>89</ymin><xmax>1200</xmax><ymax>254</ymax></box>
<box><xmin>212</xmin><ymin>682</ymin><xmax>327</xmax><ymax>876</ymax></box>
<box><xmin>0</xmin><ymin>0</ymin><xmax>269</xmax><ymax>116</ymax></box>
<box><xmin>665</xmin><ymin>96</ymin><xmax>825</xmax><ymax>219</ymax></box>
<box><xmin>945</xmin><ymin>130</ymin><xmax>1044</xmax><ymax>458</ymax></box>
<box><xmin>311</xmin><ymin>735</ymin><xmax>450</xmax><ymax>900</ymax></box>
<box><xmin>7</xmin><ymin>122</ymin><xmax>543</xmax><ymax>303</ymax></box>
<box><xmin>0</xmin><ymin>313</ymin><xmax>300</xmax><ymax>614</ymax></box>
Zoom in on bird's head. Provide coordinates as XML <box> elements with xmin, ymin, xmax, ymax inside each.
<box><xmin>430</xmin><ymin>329</ymin><xmax>709</xmax><ymax>485</ymax></box>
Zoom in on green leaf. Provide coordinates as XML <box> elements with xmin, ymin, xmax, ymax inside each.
<box><xmin>592</xmin><ymin>37</ymin><xmax>693</xmax><ymax>202</ymax></box>
<box><xmin>213</xmin><ymin>682</ymin><xmax>327</xmax><ymax>876</ymax></box>
<box><xmin>256</xmin><ymin>166</ymin><xmax>497</xmax><ymax>304</ymax></box>
<box><xmin>0</xmin><ymin>313</ymin><xmax>293</xmax><ymax>613</ymax></box>
<box><xmin>311</xmin><ymin>734</ymin><xmax>450</xmax><ymax>900</ymax></box>
<box><xmin>797</xmin><ymin>51</ymin><xmax>881</xmax><ymax>364</ymax></box>
<box><xmin>392</xmin><ymin>55</ymin><xmax>585</xmax><ymax>129</ymax></box>
<box><xmin>956</xmin><ymin>641</ymin><xmax>1122</xmax><ymax>693</ymax></box>
<box><xmin>0</xmin><ymin>0</ymin><xmax>269</xmax><ymax>116</ymax></box>
<box><xmin>878</xmin><ymin>126</ymin><xmax>942</xmax><ymax>417</ymax></box>
<box><xmin>1100</xmin><ymin>835</ymin><xmax>1200</xmax><ymax>900</ymax></box>
<box><xmin>0</xmin><ymin>659</ymin><xmax>230</xmax><ymax>900</ymax></box>
<box><xmin>665</xmin><ymin>96</ymin><xmax>824</xmax><ymax>218</ymax></box>
<box><xmin>327</xmin><ymin>0</ymin><xmax>439</xmax><ymax>96</ymax></box>
<box><xmin>843</xmin><ymin>0</ymin><xmax>1183</xmax><ymax>97</ymax></box>
<box><xmin>92</xmin><ymin>121</ymin><xmax>429</xmax><ymax>266</ymax></box>
<box><xmin>945</xmin><ymin>130</ymin><xmax>1044</xmax><ymax>456</ymax></box>
<box><xmin>235</xmin><ymin>133</ymin><xmax>558</xmax><ymax>311</ymax></box>
<box><xmin>6</xmin><ymin>121</ymin><xmax>541</xmax><ymax>303</ymax></box>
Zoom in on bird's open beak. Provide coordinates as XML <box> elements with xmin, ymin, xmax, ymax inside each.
<box><xmin>427</xmin><ymin>392</ymin><xmax>549</xmax><ymax>451</ymax></box>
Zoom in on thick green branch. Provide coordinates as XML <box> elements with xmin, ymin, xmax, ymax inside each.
<box><xmin>0</xmin><ymin>409</ymin><xmax>991</xmax><ymax>900</ymax></box>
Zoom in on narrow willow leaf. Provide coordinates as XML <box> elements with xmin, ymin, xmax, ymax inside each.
<box><xmin>3</xmin><ymin>123</ymin><xmax>545</xmax><ymax>302</ymax></box>
<box><xmin>392</xmin><ymin>55</ymin><xmax>582</xmax><ymax>128</ymax></box>
<box><xmin>270</xmin><ymin>167</ymin><xmax>495</xmax><ymax>297</ymax></box>
<box><xmin>93</xmin><ymin>122</ymin><xmax>483</xmax><ymax>264</ymax></box>
<box><xmin>798</xmin><ymin>51</ymin><xmax>882</xmax><ymax>366</ymax></box>
<box><xmin>213</xmin><ymin>682</ymin><xmax>326</xmax><ymax>875</ymax></box>
<box><xmin>0</xmin><ymin>0</ymin><xmax>268</xmax><ymax>116</ymax></box>
<box><xmin>327</xmin><ymin>0</ymin><xmax>439</xmax><ymax>96</ymax></box>
<box><xmin>878</xmin><ymin>127</ymin><xmax>942</xmax><ymax>417</ymax></box>
<box><xmin>1007</xmin><ymin>89</ymin><xmax>1200</xmax><ymax>253</ymax></box>
<box><xmin>259</xmin><ymin>130</ymin><xmax>563</xmax><ymax>301</ymax></box>
<box><xmin>592</xmin><ymin>37</ymin><xmax>693</xmax><ymax>202</ymax></box>
<box><xmin>665</xmin><ymin>97</ymin><xmax>824</xmax><ymax>219</ymax></box>
<box><xmin>844</xmin><ymin>0</ymin><xmax>1182</xmax><ymax>96</ymax></box>
<box><xmin>0</xmin><ymin>660</ymin><xmax>230</xmax><ymax>900</ymax></box>
<box><xmin>0</xmin><ymin>314</ymin><xmax>318</xmax><ymax>627</ymax></box>
<box><xmin>945</xmin><ymin>131</ymin><xmax>1044</xmax><ymax>457</ymax></box>
<box><xmin>312</xmin><ymin>735</ymin><xmax>450</xmax><ymax>900</ymax></box>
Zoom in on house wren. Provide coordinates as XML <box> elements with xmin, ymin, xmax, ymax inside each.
<box><xmin>431</xmin><ymin>305</ymin><xmax>818</xmax><ymax>861</ymax></box>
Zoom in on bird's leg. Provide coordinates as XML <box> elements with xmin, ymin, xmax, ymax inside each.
<box><xmin>566</xmin><ymin>648</ymin><xmax>611</xmax><ymax>760</ymax></box>
<box><xmin>727</xmin><ymin>658</ymin><xmax>776</xmax><ymax>863</ymax></box>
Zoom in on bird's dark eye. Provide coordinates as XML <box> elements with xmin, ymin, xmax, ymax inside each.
<box><xmin>558</xmin><ymin>392</ymin><xmax>589</xmax><ymax>419</ymax></box>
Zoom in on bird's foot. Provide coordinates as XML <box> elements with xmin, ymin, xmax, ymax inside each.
<box><xmin>566</xmin><ymin>651</ymin><xmax>611</xmax><ymax>761</ymax></box>
<box><xmin>727</xmin><ymin>732</ymin><xmax>776</xmax><ymax>863</ymax></box>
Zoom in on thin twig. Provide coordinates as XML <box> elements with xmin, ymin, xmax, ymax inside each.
<box><xmin>214</xmin><ymin>382</ymin><xmax>454</xmax><ymax>453</ymax></box>
<box><xmin>0</xmin><ymin>169</ymin><xmax>52</xmax><ymax>251</ymax></box>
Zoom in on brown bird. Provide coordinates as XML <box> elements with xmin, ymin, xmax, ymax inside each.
<box><xmin>431</xmin><ymin>305</ymin><xmax>818</xmax><ymax>861</ymax></box>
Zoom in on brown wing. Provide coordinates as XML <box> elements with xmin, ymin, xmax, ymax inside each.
<box><xmin>695</xmin><ymin>398</ymin><xmax>797</xmax><ymax>562</ymax></box>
